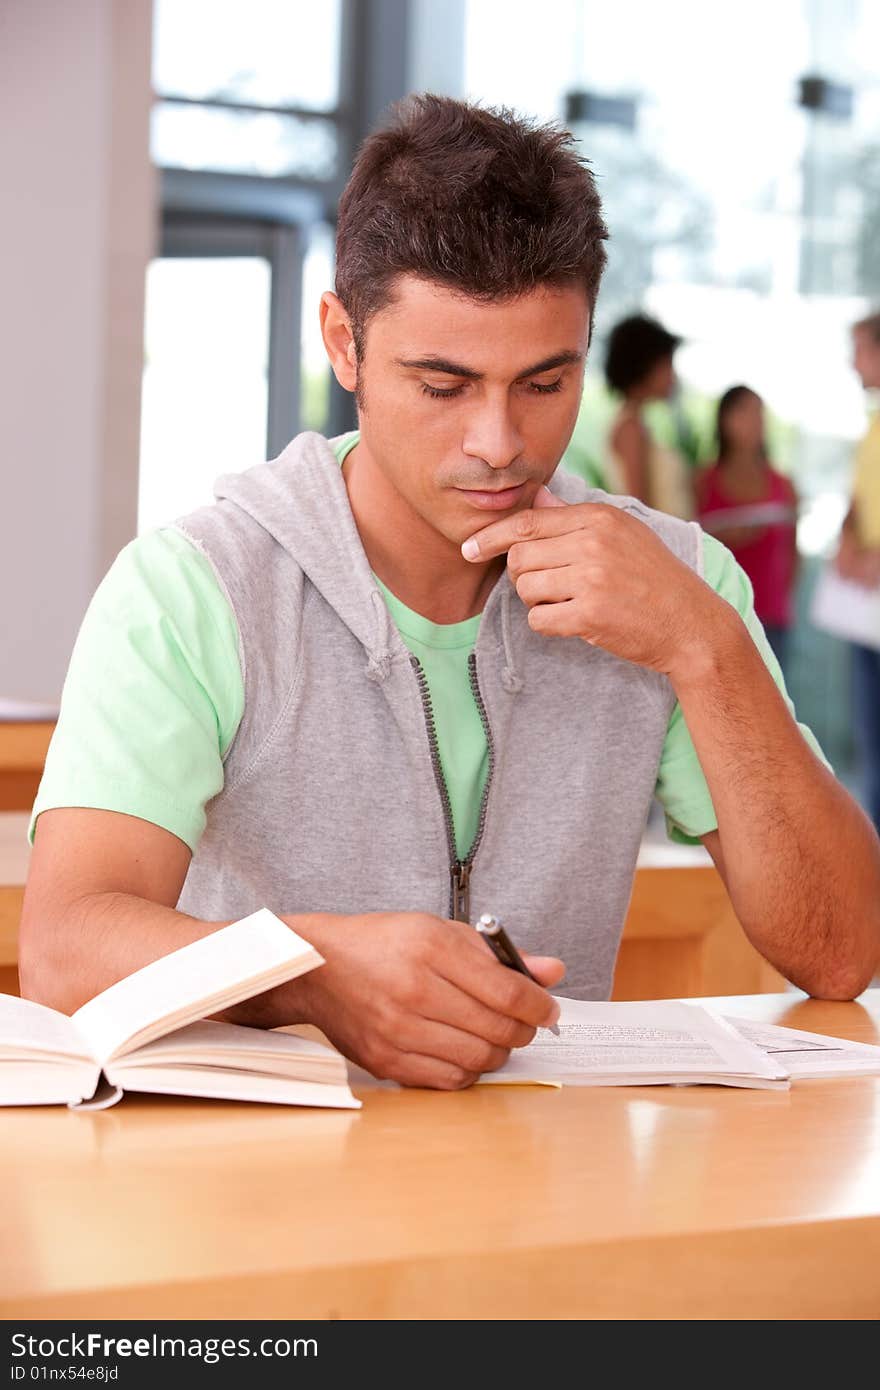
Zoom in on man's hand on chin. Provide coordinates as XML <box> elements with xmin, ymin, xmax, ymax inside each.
<box><xmin>461</xmin><ymin>488</ymin><xmax>723</xmax><ymax>681</ymax></box>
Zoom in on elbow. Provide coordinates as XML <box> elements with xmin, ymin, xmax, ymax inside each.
<box><xmin>802</xmin><ymin>958</ymin><xmax>877</xmax><ymax>1003</ymax></box>
<box><xmin>795</xmin><ymin>895</ymin><xmax>880</xmax><ymax>1001</ymax></box>
<box><xmin>18</xmin><ymin>917</ymin><xmax>85</xmax><ymax>1016</ymax></box>
<box><xmin>18</xmin><ymin>940</ymin><xmax>70</xmax><ymax>1013</ymax></box>
<box><xmin>808</xmin><ymin>980</ymin><xmax>868</xmax><ymax>1004</ymax></box>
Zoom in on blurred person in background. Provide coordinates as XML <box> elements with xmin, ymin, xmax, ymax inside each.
<box><xmin>696</xmin><ymin>386</ymin><xmax>798</xmax><ymax>672</ymax></box>
<box><xmin>835</xmin><ymin>311</ymin><xmax>880</xmax><ymax>833</ymax></box>
<box><xmin>603</xmin><ymin>313</ymin><xmax>693</xmax><ymax>520</ymax></box>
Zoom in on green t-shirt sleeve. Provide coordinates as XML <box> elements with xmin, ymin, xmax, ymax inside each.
<box><xmin>655</xmin><ymin>532</ymin><xmax>830</xmax><ymax>845</ymax></box>
<box><xmin>29</xmin><ymin>528</ymin><xmax>245</xmax><ymax>853</ymax></box>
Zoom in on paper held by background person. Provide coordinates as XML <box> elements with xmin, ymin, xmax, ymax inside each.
<box><xmin>809</xmin><ymin>563</ymin><xmax>880</xmax><ymax>651</ymax></box>
<box><xmin>0</xmin><ymin>910</ymin><xmax>359</xmax><ymax>1111</ymax></box>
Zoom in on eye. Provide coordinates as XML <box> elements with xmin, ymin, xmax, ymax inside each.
<box><xmin>527</xmin><ymin>378</ymin><xmax>564</xmax><ymax>395</ymax></box>
<box><xmin>421</xmin><ymin>383</ymin><xmax>466</xmax><ymax>399</ymax></box>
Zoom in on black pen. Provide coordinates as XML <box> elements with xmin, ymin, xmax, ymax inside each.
<box><xmin>475</xmin><ymin>914</ymin><xmax>561</xmax><ymax>1036</ymax></box>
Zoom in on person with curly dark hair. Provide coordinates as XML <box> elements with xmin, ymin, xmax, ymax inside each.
<box><xmin>604</xmin><ymin>313</ymin><xmax>693</xmax><ymax>519</ymax></box>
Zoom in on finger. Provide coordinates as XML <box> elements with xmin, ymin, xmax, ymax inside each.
<box><xmin>385</xmin><ymin>1050</ymin><xmax>481</xmax><ymax>1091</ymax></box>
<box><xmin>461</xmin><ymin>502</ymin><xmax>589</xmax><ymax>563</ymax></box>
<box><xmin>505</xmin><ymin>531</ymin><xmax>584</xmax><ymax>581</ymax></box>
<box><xmin>522</xmin><ymin>954</ymin><xmax>567</xmax><ymax>988</ymax></box>
<box><xmin>533</xmin><ymin>485</ymin><xmax>568</xmax><ymax>509</ymax></box>
<box><xmin>435</xmin><ymin>943</ymin><xmax>561</xmax><ymax>1030</ymax></box>
<box><xmin>527</xmin><ymin>598</ymin><xmax>586</xmax><ymax>639</ymax></box>
<box><xmin>419</xmin><ymin>971</ymin><xmax>538</xmax><ymax>1050</ymax></box>
<box><xmin>513</xmin><ymin>566</ymin><xmax>578</xmax><ymax>608</ymax></box>
<box><xmin>391</xmin><ymin>1014</ymin><xmax>510</xmax><ymax>1075</ymax></box>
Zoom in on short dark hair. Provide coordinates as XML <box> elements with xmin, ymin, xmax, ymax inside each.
<box><xmin>335</xmin><ymin>93</ymin><xmax>608</xmax><ymax>357</ymax></box>
<box><xmin>853</xmin><ymin>310</ymin><xmax>880</xmax><ymax>344</ymax></box>
<box><xmin>604</xmin><ymin>314</ymin><xmax>681</xmax><ymax>394</ymax></box>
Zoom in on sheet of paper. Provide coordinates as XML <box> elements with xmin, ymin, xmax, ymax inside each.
<box><xmin>482</xmin><ymin>998</ymin><xmax>788</xmax><ymax>1087</ymax></box>
<box><xmin>71</xmin><ymin>910</ymin><xmax>324</xmax><ymax>1065</ymax></box>
<box><xmin>724</xmin><ymin>1016</ymin><xmax>880</xmax><ymax>1078</ymax></box>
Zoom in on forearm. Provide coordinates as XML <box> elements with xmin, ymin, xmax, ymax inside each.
<box><xmin>19</xmin><ymin>889</ymin><xmax>231</xmax><ymax>1013</ymax></box>
<box><xmin>671</xmin><ymin>608</ymin><xmax>880</xmax><ymax>997</ymax></box>
<box><xmin>19</xmin><ymin>887</ymin><xmax>326</xmax><ymax>1022</ymax></box>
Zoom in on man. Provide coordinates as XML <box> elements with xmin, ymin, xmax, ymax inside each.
<box><xmin>836</xmin><ymin>311</ymin><xmax>880</xmax><ymax>833</ymax></box>
<box><xmin>21</xmin><ymin>96</ymin><xmax>880</xmax><ymax>1091</ymax></box>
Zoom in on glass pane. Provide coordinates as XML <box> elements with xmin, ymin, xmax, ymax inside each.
<box><xmin>151</xmin><ymin>102</ymin><xmax>338</xmax><ymax>180</ymax></box>
<box><xmin>152</xmin><ymin>0</ymin><xmax>342</xmax><ymax>111</ymax></box>
<box><xmin>301</xmin><ymin>223</ymin><xmax>335</xmax><ymax>432</ymax></box>
<box><xmin>138</xmin><ymin>259</ymin><xmax>270</xmax><ymax>534</ymax></box>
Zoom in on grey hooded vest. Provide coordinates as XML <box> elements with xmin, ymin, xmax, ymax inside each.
<box><xmin>174</xmin><ymin>430</ymin><xmax>702</xmax><ymax>999</ymax></box>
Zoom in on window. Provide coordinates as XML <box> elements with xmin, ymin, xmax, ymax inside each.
<box><xmin>138</xmin><ymin>256</ymin><xmax>270</xmax><ymax>533</ymax></box>
<box><xmin>464</xmin><ymin>0</ymin><xmax>880</xmax><ymax>772</ymax></box>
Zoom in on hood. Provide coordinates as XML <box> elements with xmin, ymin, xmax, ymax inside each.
<box><xmin>213</xmin><ymin>430</ymin><xmax>401</xmax><ymax>678</ymax></box>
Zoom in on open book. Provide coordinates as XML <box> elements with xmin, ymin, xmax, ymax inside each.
<box><xmin>482</xmin><ymin>998</ymin><xmax>880</xmax><ymax>1090</ymax></box>
<box><xmin>0</xmin><ymin>909</ymin><xmax>359</xmax><ymax>1111</ymax></box>
<box><xmin>482</xmin><ymin>999</ymin><xmax>793</xmax><ymax>1089</ymax></box>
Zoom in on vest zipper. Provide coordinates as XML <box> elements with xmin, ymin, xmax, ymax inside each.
<box><xmin>410</xmin><ymin>652</ymin><xmax>496</xmax><ymax>922</ymax></box>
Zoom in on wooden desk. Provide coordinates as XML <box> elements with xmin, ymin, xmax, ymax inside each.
<box><xmin>1</xmin><ymin>992</ymin><xmax>878</xmax><ymax>1319</ymax></box>
<box><xmin>0</xmin><ymin>721</ymin><xmax>54</xmax><ymax>811</ymax></box>
<box><xmin>613</xmin><ymin>843</ymin><xmax>785</xmax><ymax>999</ymax></box>
<box><xmin>0</xmin><ymin>812</ymin><xmax>28</xmax><ymax>995</ymax></box>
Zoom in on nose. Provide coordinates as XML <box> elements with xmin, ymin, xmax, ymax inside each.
<box><xmin>461</xmin><ymin>396</ymin><xmax>525</xmax><ymax>471</ymax></box>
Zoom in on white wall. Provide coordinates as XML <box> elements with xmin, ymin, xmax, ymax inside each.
<box><xmin>0</xmin><ymin>0</ymin><xmax>155</xmax><ymax>702</ymax></box>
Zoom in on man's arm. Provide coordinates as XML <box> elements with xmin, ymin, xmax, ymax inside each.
<box><xmin>21</xmin><ymin>807</ymin><xmax>562</xmax><ymax>1089</ymax></box>
<box><xmin>20</xmin><ymin>808</ymin><xmax>221</xmax><ymax>1011</ymax></box>
<box><xmin>836</xmin><ymin>501</ymin><xmax>880</xmax><ymax>586</ymax></box>
<box><xmin>463</xmin><ymin>492</ymin><xmax>880</xmax><ymax>999</ymax></box>
<box><xmin>680</xmin><ymin>612</ymin><xmax>880</xmax><ymax>999</ymax></box>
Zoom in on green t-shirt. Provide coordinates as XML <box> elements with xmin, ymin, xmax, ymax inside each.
<box><xmin>31</xmin><ymin>433</ymin><xmax>827</xmax><ymax>857</ymax></box>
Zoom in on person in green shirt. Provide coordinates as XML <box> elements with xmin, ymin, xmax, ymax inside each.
<box><xmin>21</xmin><ymin>95</ymin><xmax>880</xmax><ymax>1091</ymax></box>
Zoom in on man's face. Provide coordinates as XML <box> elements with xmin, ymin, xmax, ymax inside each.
<box><xmin>853</xmin><ymin>328</ymin><xmax>880</xmax><ymax>391</ymax></box>
<box><xmin>641</xmin><ymin>354</ymin><xmax>676</xmax><ymax>402</ymax></box>
<box><xmin>353</xmin><ymin>276</ymin><xmax>590</xmax><ymax>545</ymax></box>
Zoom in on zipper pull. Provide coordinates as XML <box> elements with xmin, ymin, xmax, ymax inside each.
<box><xmin>451</xmin><ymin>861</ymin><xmax>471</xmax><ymax>922</ymax></box>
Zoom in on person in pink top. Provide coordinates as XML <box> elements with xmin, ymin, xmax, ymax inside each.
<box><xmin>696</xmin><ymin>386</ymin><xmax>798</xmax><ymax>670</ymax></box>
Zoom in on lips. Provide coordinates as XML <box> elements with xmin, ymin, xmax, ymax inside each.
<box><xmin>454</xmin><ymin>482</ymin><xmax>529</xmax><ymax>510</ymax></box>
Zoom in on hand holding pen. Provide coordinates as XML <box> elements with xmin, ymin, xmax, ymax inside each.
<box><xmin>476</xmin><ymin>914</ymin><xmax>561</xmax><ymax>1036</ymax></box>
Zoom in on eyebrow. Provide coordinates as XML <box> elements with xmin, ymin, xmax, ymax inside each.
<box><xmin>394</xmin><ymin>350</ymin><xmax>584</xmax><ymax>381</ymax></box>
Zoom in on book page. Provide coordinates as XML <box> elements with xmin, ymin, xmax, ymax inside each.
<box><xmin>112</xmin><ymin>1019</ymin><xmax>348</xmax><ymax>1085</ymax></box>
<box><xmin>482</xmin><ymin>998</ymin><xmax>788</xmax><ymax>1086</ymax></box>
<box><xmin>724</xmin><ymin>1016</ymin><xmax>880</xmax><ymax>1078</ymax></box>
<box><xmin>71</xmin><ymin>910</ymin><xmax>324</xmax><ymax>1065</ymax></box>
<box><xmin>0</xmin><ymin>993</ymin><xmax>89</xmax><ymax>1061</ymax></box>
<box><xmin>103</xmin><ymin>1064</ymin><xmax>360</xmax><ymax>1110</ymax></box>
<box><xmin>0</xmin><ymin>1060</ymin><xmax>102</xmax><ymax>1108</ymax></box>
